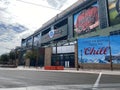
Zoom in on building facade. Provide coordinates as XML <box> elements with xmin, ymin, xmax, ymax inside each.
<box><xmin>21</xmin><ymin>0</ymin><xmax>120</xmax><ymax>69</ymax></box>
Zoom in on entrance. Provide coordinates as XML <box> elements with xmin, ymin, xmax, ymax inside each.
<box><xmin>51</xmin><ymin>53</ymin><xmax>75</xmax><ymax>68</ymax></box>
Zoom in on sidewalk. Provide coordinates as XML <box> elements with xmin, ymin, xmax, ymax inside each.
<box><xmin>0</xmin><ymin>66</ymin><xmax>120</xmax><ymax>75</ymax></box>
<box><xmin>17</xmin><ymin>66</ymin><xmax>120</xmax><ymax>75</ymax></box>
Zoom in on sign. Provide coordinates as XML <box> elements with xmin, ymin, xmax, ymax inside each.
<box><xmin>49</xmin><ymin>30</ymin><xmax>54</xmax><ymax>38</ymax></box>
<box><xmin>41</xmin><ymin>24</ymin><xmax>67</xmax><ymax>44</ymax></box>
<box><xmin>78</xmin><ymin>35</ymin><xmax>120</xmax><ymax>63</ymax></box>
<box><xmin>78</xmin><ymin>36</ymin><xmax>109</xmax><ymax>63</ymax></box>
<box><xmin>74</xmin><ymin>2</ymin><xmax>99</xmax><ymax>36</ymax></box>
<box><xmin>108</xmin><ymin>0</ymin><xmax>120</xmax><ymax>26</ymax></box>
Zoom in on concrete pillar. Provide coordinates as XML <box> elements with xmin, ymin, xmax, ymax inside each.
<box><xmin>44</xmin><ymin>47</ymin><xmax>52</xmax><ymax>66</ymax></box>
<box><xmin>25</xmin><ymin>58</ymin><xmax>30</xmax><ymax>67</ymax></box>
<box><xmin>16</xmin><ymin>59</ymin><xmax>19</xmax><ymax>66</ymax></box>
<box><xmin>74</xmin><ymin>44</ymin><xmax>78</xmax><ymax>68</ymax></box>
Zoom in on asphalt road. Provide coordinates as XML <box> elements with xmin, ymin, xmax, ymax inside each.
<box><xmin>0</xmin><ymin>69</ymin><xmax>120</xmax><ymax>90</ymax></box>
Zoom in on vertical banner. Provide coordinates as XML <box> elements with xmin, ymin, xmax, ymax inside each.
<box><xmin>109</xmin><ymin>35</ymin><xmax>120</xmax><ymax>63</ymax></box>
<box><xmin>74</xmin><ymin>2</ymin><xmax>99</xmax><ymax>36</ymax></box>
<box><xmin>108</xmin><ymin>0</ymin><xmax>120</xmax><ymax>26</ymax></box>
<box><xmin>78</xmin><ymin>36</ymin><xmax>110</xmax><ymax>63</ymax></box>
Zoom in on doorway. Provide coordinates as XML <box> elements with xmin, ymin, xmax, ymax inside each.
<box><xmin>51</xmin><ymin>53</ymin><xmax>75</xmax><ymax>68</ymax></box>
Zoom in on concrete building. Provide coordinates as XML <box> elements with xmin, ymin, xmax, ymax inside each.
<box><xmin>20</xmin><ymin>0</ymin><xmax>120</xmax><ymax>69</ymax></box>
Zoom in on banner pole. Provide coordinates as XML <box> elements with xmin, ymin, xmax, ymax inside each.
<box><xmin>76</xmin><ymin>39</ymin><xmax>79</xmax><ymax>71</ymax></box>
<box><xmin>109</xmin><ymin>36</ymin><xmax>113</xmax><ymax>71</ymax></box>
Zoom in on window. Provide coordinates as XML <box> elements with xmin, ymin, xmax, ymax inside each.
<box><xmin>42</xmin><ymin>28</ymin><xmax>50</xmax><ymax>36</ymax></box>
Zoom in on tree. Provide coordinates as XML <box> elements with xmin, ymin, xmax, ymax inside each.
<box><xmin>9</xmin><ymin>51</ymin><xmax>15</xmax><ymax>60</ymax></box>
<box><xmin>9</xmin><ymin>51</ymin><xmax>16</xmax><ymax>64</ymax></box>
<box><xmin>0</xmin><ymin>53</ymin><xmax>9</xmax><ymax>64</ymax></box>
<box><xmin>24</xmin><ymin>50</ymin><xmax>38</xmax><ymax>67</ymax></box>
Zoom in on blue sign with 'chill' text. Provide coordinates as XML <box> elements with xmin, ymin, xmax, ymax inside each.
<box><xmin>78</xmin><ymin>35</ymin><xmax>120</xmax><ymax>64</ymax></box>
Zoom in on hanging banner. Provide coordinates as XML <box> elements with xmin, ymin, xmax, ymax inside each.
<box><xmin>108</xmin><ymin>0</ymin><xmax>120</xmax><ymax>26</ymax></box>
<box><xmin>74</xmin><ymin>2</ymin><xmax>99</xmax><ymax>36</ymax></box>
<box><xmin>78</xmin><ymin>36</ymin><xmax>110</xmax><ymax>63</ymax></box>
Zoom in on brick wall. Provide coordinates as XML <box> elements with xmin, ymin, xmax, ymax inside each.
<box><xmin>79</xmin><ymin>63</ymin><xmax>120</xmax><ymax>70</ymax></box>
<box><xmin>44</xmin><ymin>47</ymin><xmax>52</xmax><ymax>66</ymax></box>
<box><xmin>74</xmin><ymin>44</ymin><xmax>78</xmax><ymax>68</ymax></box>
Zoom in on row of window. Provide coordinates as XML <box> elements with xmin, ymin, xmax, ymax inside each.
<box><xmin>22</xmin><ymin>19</ymin><xmax>68</xmax><ymax>48</ymax></box>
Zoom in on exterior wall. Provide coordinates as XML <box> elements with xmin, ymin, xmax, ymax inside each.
<box><xmin>76</xmin><ymin>24</ymin><xmax>120</xmax><ymax>70</ymax></box>
<box><xmin>21</xmin><ymin>0</ymin><xmax>120</xmax><ymax>70</ymax></box>
<box><xmin>44</xmin><ymin>47</ymin><xmax>52</xmax><ymax>66</ymax></box>
<box><xmin>80</xmin><ymin>63</ymin><xmax>120</xmax><ymax>70</ymax></box>
<box><xmin>25</xmin><ymin>58</ymin><xmax>30</xmax><ymax>67</ymax></box>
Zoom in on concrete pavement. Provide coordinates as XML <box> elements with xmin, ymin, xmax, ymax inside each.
<box><xmin>0</xmin><ymin>67</ymin><xmax>120</xmax><ymax>90</ymax></box>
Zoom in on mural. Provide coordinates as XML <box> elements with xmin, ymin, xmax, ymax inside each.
<box><xmin>108</xmin><ymin>0</ymin><xmax>120</xmax><ymax>25</ymax></box>
<box><xmin>74</xmin><ymin>2</ymin><xmax>99</xmax><ymax>36</ymax></box>
<box><xmin>78</xmin><ymin>35</ymin><xmax>120</xmax><ymax>64</ymax></box>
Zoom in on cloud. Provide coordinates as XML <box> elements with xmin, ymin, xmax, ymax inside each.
<box><xmin>0</xmin><ymin>21</ymin><xmax>28</xmax><ymax>34</ymax></box>
<box><xmin>0</xmin><ymin>21</ymin><xmax>28</xmax><ymax>55</ymax></box>
<box><xmin>46</xmin><ymin>0</ymin><xmax>66</xmax><ymax>9</ymax></box>
<box><xmin>0</xmin><ymin>0</ymin><xmax>78</xmax><ymax>55</ymax></box>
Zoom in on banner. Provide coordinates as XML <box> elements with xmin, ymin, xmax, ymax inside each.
<box><xmin>78</xmin><ymin>35</ymin><xmax>120</xmax><ymax>63</ymax></box>
<box><xmin>108</xmin><ymin>0</ymin><xmax>120</xmax><ymax>26</ymax></box>
<box><xmin>74</xmin><ymin>2</ymin><xmax>99</xmax><ymax>36</ymax></box>
<box><xmin>78</xmin><ymin>36</ymin><xmax>110</xmax><ymax>63</ymax></box>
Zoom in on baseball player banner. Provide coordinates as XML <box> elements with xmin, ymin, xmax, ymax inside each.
<box><xmin>74</xmin><ymin>2</ymin><xmax>99</xmax><ymax>36</ymax></box>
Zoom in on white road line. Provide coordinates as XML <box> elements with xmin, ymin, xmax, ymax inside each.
<box><xmin>93</xmin><ymin>72</ymin><xmax>102</xmax><ymax>90</ymax></box>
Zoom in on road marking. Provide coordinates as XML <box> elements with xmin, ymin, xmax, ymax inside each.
<box><xmin>93</xmin><ymin>72</ymin><xmax>102</xmax><ymax>89</ymax></box>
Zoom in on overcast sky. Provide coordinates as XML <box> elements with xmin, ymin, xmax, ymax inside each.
<box><xmin>0</xmin><ymin>0</ymin><xmax>78</xmax><ymax>55</ymax></box>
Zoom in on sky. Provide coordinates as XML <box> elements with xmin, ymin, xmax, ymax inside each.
<box><xmin>0</xmin><ymin>0</ymin><xmax>78</xmax><ymax>55</ymax></box>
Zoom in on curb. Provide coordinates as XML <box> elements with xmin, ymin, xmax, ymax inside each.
<box><xmin>0</xmin><ymin>67</ymin><xmax>120</xmax><ymax>75</ymax></box>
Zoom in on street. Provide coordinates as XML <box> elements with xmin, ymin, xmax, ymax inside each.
<box><xmin>0</xmin><ymin>69</ymin><xmax>120</xmax><ymax>90</ymax></box>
